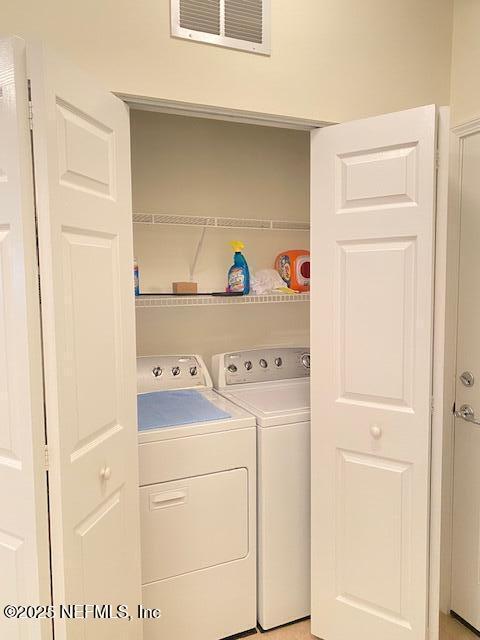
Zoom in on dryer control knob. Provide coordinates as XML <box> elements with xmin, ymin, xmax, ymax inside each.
<box><xmin>190</xmin><ymin>366</ymin><xmax>198</xmax><ymax>376</ymax></box>
<box><xmin>227</xmin><ymin>364</ymin><xmax>238</xmax><ymax>373</ymax></box>
<box><xmin>244</xmin><ymin>360</ymin><xmax>253</xmax><ymax>370</ymax></box>
<box><xmin>259</xmin><ymin>359</ymin><xmax>268</xmax><ymax>368</ymax></box>
<box><xmin>172</xmin><ymin>366</ymin><xmax>181</xmax><ymax>376</ymax></box>
<box><xmin>302</xmin><ymin>354</ymin><xmax>310</xmax><ymax>369</ymax></box>
<box><xmin>152</xmin><ymin>366</ymin><xmax>162</xmax><ymax>377</ymax></box>
<box><xmin>275</xmin><ymin>357</ymin><xmax>283</xmax><ymax>367</ymax></box>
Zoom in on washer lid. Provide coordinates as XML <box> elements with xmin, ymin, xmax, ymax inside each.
<box><xmin>224</xmin><ymin>379</ymin><xmax>310</xmax><ymax>428</ymax></box>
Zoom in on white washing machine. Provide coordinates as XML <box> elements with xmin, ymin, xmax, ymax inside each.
<box><xmin>212</xmin><ymin>347</ymin><xmax>311</xmax><ymax>631</ymax></box>
<box><xmin>137</xmin><ymin>355</ymin><xmax>257</xmax><ymax>640</ymax></box>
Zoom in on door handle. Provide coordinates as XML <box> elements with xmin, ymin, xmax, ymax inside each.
<box><xmin>149</xmin><ymin>489</ymin><xmax>188</xmax><ymax>510</ymax></box>
<box><xmin>454</xmin><ymin>404</ymin><xmax>480</xmax><ymax>425</ymax></box>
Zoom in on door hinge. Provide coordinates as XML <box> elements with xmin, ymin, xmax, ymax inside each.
<box><xmin>431</xmin><ymin>396</ymin><xmax>435</xmax><ymax>414</ymax></box>
<box><xmin>435</xmin><ymin>149</ymin><xmax>440</xmax><ymax>170</ymax></box>
<box><xmin>44</xmin><ymin>445</ymin><xmax>49</xmax><ymax>471</ymax></box>
<box><xmin>27</xmin><ymin>79</ymin><xmax>33</xmax><ymax>130</ymax></box>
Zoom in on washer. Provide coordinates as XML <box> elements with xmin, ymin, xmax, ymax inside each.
<box><xmin>137</xmin><ymin>355</ymin><xmax>257</xmax><ymax>640</ymax></box>
<box><xmin>212</xmin><ymin>347</ymin><xmax>310</xmax><ymax>631</ymax></box>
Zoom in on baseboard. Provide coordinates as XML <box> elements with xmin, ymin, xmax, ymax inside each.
<box><xmin>257</xmin><ymin>615</ymin><xmax>310</xmax><ymax>634</ymax></box>
<box><xmin>450</xmin><ymin>610</ymin><xmax>480</xmax><ymax>637</ymax></box>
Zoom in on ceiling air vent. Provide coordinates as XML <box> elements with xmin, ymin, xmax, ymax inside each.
<box><xmin>171</xmin><ymin>0</ymin><xmax>270</xmax><ymax>55</ymax></box>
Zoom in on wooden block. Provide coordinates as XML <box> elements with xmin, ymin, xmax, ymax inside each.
<box><xmin>172</xmin><ymin>281</ymin><xmax>198</xmax><ymax>294</ymax></box>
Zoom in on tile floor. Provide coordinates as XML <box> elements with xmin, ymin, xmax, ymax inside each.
<box><xmin>254</xmin><ymin>612</ymin><xmax>478</xmax><ymax>639</ymax></box>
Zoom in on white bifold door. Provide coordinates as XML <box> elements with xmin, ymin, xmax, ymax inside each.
<box><xmin>0</xmin><ymin>36</ymin><xmax>142</xmax><ymax>640</ymax></box>
<box><xmin>311</xmin><ymin>106</ymin><xmax>437</xmax><ymax>640</ymax></box>
<box><xmin>0</xmin><ymin>36</ymin><xmax>52</xmax><ymax>640</ymax></box>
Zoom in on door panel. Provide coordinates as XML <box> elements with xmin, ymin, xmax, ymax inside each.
<box><xmin>336</xmin><ymin>451</ymin><xmax>412</xmax><ymax>626</ymax></box>
<box><xmin>338</xmin><ymin>238</ymin><xmax>415</xmax><ymax>408</ymax></box>
<box><xmin>27</xmin><ymin>43</ymin><xmax>142</xmax><ymax>639</ymax></box>
<box><xmin>311</xmin><ymin>106</ymin><xmax>437</xmax><ymax>640</ymax></box>
<box><xmin>0</xmin><ymin>37</ymin><xmax>51</xmax><ymax>640</ymax></box>
<box><xmin>451</xmin><ymin>129</ymin><xmax>480</xmax><ymax>632</ymax></box>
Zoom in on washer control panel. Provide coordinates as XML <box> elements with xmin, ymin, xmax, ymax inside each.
<box><xmin>137</xmin><ymin>355</ymin><xmax>211</xmax><ymax>393</ymax></box>
<box><xmin>217</xmin><ymin>347</ymin><xmax>310</xmax><ymax>386</ymax></box>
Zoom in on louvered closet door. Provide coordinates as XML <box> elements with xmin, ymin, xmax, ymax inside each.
<box><xmin>310</xmin><ymin>106</ymin><xmax>437</xmax><ymax>640</ymax></box>
<box><xmin>0</xmin><ymin>37</ymin><xmax>51</xmax><ymax>640</ymax></box>
<box><xmin>27</xmin><ymin>43</ymin><xmax>142</xmax><ymax>640</ymax></box>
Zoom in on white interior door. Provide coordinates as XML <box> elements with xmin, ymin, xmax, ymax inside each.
<box><xmin>451</xmin><ymin>128</ymin><xmax>480</xmax><ymax>633</ymax></box>
<box><xmin>27</xmin><ymin>43</ymin><xmax>142</xmax><ymax>639</ymax></box>
<box><xmin>311</xmin><ymin>105</ymin><xmax>437</xmax><ymax>640</ymax></box>
<box><xmin>0</xmin><ymin>37</ymin><xmax>52</xmax><ymax>640</ymax></box>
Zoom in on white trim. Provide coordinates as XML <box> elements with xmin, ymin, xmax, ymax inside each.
<box><xmin>452</xmin><ymin>115</ymin><xmax>480</xmax><ymax>138</ymax></box>
<box><xmin>429</xmin><ymin>106</ymin><xmax>452</xmax><ymax>640</ymax></box>
<box><xmin>434</xmin><ymin>113</ymin><xmax>480</xmax><ymax>623</ymax></box>
<box><xmin>117</xmin><ymin>93</ymin><xmax>331</xmax><ymax>131</ymax></box>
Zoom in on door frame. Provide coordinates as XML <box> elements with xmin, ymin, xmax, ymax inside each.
<box><xmin>120</xmin><ymin>94</ymin><xmax>450</xmax><ymax>640</ymax></box>
<box><xmin>436</xmin><ymin>114</ymin><xmax>480</xmax><ymax>621</ymax></box>
<box><xmin>115</xmin><ymin>93</ymin><xmax>332</xmax><ymax>130</ymax></box>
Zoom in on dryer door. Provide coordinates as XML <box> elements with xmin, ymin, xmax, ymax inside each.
<box><xmin>140</xmin><ymin>468</ymin><xmax>249</xmax><ymax>583</ymax></box>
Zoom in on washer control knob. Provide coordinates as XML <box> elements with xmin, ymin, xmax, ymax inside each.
<box><xmin>172</xmin><ymin>366</ymin><xmax>181</xmax><ymax>376</ymax></box>
<box><xmin>190</xmin><ymin>366</ymin><xmax>198</xmax><ymax>376</ymax></box>
<box><xmin>227</xmin><ymin>364</ymin><xmax>238</xmax><ymax>373</ymax></box>
<box><xmin>259</xmin><ymin>359</ymin><xmax>268</xmax><ymax>368</ymax></box>
<box><xmin>244</xmin><ymin>360</ymin><xmax>253</xmax><ymax>370</ymax></box>
<box><xmin>301</xmin><ymin>353</ymin><xmax>310</xmax><ymax>369</ymax></box>
<box><xmin>152</xmin><ymin>366</ymin><xmax>162</xmax><ymax>377</ymax></box>
<box><xmin>275</xmin><ymin>357</ymin><xmax>283</xmax><ymax>367</ymax></box>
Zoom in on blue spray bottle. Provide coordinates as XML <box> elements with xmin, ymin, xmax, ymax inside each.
<box><xmin>227</xmin><ymin>241</ymin><xmax>250</xmax><ymax>295</ymax></box>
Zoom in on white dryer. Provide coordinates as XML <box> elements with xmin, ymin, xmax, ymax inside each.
<box><xmin>212</xmin><ymin>347</ymin><xmax>311</xmax><ymax>631</ymax></box>
<box><xmin>137</xmin><ymin>355</ymin><xmax>257</xmax><ymax>640</ymax></box>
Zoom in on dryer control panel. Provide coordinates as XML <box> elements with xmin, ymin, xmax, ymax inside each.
<box><xmin>212</xmin><ymin>347</ymin><xmax>310</xmax><ymax>387</ymax></box>
<box><xmin>137</xmin><ymin>355</ymin><xmax>212</xmax><ymax>393</ymax></box>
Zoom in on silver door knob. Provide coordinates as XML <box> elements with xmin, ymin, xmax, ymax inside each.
<box><xmin>455</xmin><ymin>404</ymin><xmax>474</xmax><ymax>419</ymax></box>
<box><xmin>100</xmin><ymin>466</ymin><xmax>111</xmax><ymax>480</ymax></box>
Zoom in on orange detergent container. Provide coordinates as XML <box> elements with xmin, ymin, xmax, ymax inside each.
<box><xmin>275</xmin><ymin>250</ymin><xmax>310</xmax><ymax>292</ymax></box>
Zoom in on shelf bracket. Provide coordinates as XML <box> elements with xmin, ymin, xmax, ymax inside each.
<box><xmin>189</xmin><ymin>225</ymin><xmax>208</xmax><ymax>282</ymax></box>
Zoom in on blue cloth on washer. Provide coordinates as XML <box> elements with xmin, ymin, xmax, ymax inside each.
<box><xmin>137</xmin><ymin>389</ymin><xmax>231</xmax><ymax>431</ymax></box>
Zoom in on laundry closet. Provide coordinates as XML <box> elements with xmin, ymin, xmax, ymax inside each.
<box><xmin>130</xmin><ymin>108</ymin><xmax>312</xmax><ymax>639</ymax></box>
<box><xmin>1</xmin><ymin>36</ymin><xmax>453</xmax><ymax>640</ymax></box>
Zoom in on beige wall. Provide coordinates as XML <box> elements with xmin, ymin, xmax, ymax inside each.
<box><xmin>450</xmin><ymin>0</ymin><xmax>480</xmax><ymax>126</ymax></box>
<box><xmin>131</xmin><ymin>110</ymin><xmax>310</xmax><ymax>362</ymax></box>
<box><xmin>135</xmin><ymin>303</ymin><xmax>310</xmax><ymax>364</ymax></box>
<box><xmin>131</xmin><ymin>110</ymin><xmax>310</xmax><ymax>220</ymax></box>
<box><xmin>4</xmin><ymin>1</ymin><xmax>453</xmax><ymax>123</ymax></box>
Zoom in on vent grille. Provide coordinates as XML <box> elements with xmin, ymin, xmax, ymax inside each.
<box><xmin>179</xmin><ymin>0</ymin><xmax>220</xmax><ymax>35</ymax></box>
<box><xmin>171</xmin><ymin>0</ymin><xmax>270</xmax><ymax>54</ymax></box>
<box><xmin>224</xmin><ymin>0</ymin><xmax>263</xmax><ymax>44</ymax></box>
